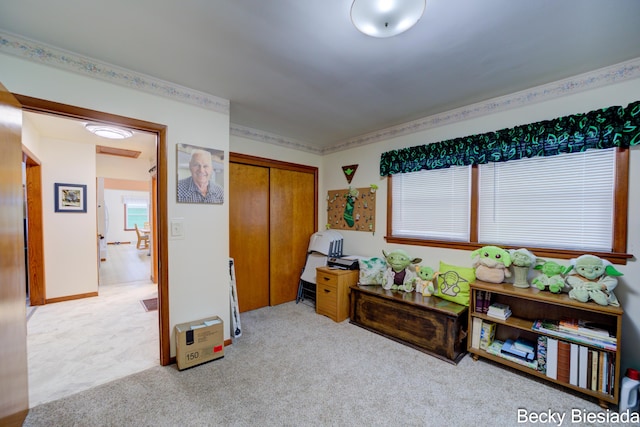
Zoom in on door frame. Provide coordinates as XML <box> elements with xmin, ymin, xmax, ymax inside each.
<box><xmin>22</xmin><ymin>145</ymin><xmax>46</xmax><ymax>306</ymax></box>
<box><xmin>15</xmin><ymin>94</ymin><xmax>171</xmax><ymax>366</ymax></box>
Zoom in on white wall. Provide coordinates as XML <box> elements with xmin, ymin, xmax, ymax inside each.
<box><xmin>321</xmin><ymin>78</ymin><xmax>640</xmax><ymax>374</ymax></box>
<box><xmin>23</xmin><ymin>117</ymin><xmax>100</xmax><ymax>299</ymax></box>
<box><xmin>1</xmin><ymin>53</ymin><xmax>231</xmax><ymax>354</ymax></box>
<box><xmin>39</xmin><ymin>137</ymin><xmax>99</xmax><ymax>299</ymax></box>
<box><xmin>230</xmin><ymin>133</ymin><xmax>323</xmax><ymax>170</ymax></box>
<box><xmin>97</xmin><ymin>155</ymin><xmax>153</xmax><ymax>181</ymax></box>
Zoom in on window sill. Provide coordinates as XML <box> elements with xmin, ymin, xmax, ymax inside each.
<box><xmin>384</xmin><ymin>236</ymin><xmax>632</xmax><ymax>265</ymax></box>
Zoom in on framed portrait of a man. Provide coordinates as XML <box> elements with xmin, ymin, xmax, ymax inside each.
<box><xmin>176</xmin><ymin>143</ymin><xmax>224</xmax><ymax>204</ymax></box>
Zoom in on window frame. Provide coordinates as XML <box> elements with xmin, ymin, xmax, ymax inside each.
<box><xmin>123</xmin><ymin>203</ymin><xmax>149</xmax><ymax>231</ymax></box>
<box><xmin>386</xmin><ymin>147</ymin><xmax>631</xmax><ymax>264</ymax></box>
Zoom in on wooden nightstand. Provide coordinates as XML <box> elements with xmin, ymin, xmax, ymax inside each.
<box><xmin>316</xmin><ymin>267</ymin><xmax>359</xmax><ymax>322</ymax></box>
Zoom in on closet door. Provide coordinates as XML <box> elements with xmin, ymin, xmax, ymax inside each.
<box><xmin>229</xmin><ymin>162</ymin><xmax>270</xmax><ymax>312</ymax></box>
<box><xmin>269</xmin><ymin>168</ymin><xmax>316</xmax><ymax>305</ymax></box>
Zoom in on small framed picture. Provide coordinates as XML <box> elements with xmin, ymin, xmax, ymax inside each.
<box><xmin>54</xmin><ymin>183</ymin><xmax>87</xmax><ymax>213</ymax></box>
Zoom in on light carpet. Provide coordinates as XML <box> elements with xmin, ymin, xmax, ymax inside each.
<box><xmin>24</xmin><ymin>301</ymin><xmax>618</xmax><ymax>426</ymax></box>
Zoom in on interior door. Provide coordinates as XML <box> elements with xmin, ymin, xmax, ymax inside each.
<box><xmin>229</xmin><ymin>162</ymin><xmax>270</xmax><ymax>312</ymax></box>
<box><xmin>0</xmin><ymin>83</ymin><xmax>29</xmax><ymax>425</ymax></box>
<box><xmin>269</xmin><ymin>168</ymin><xmax>316</xmax><ymax>305</ymax></box>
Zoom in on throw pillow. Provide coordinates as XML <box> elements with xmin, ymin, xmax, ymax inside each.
<box><xmin>358</xmin><ymin>257</ymin><xmax>387</xmax><ymax>285</ymax></box>
<box><xmin>435</xmin><ymin>261</ymin><xmax>475</xmax><ymax>306</ymax></box>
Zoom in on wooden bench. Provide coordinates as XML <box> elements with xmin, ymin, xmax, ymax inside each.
<box><xmin>349</xmin><ymin>284</ymin><xmax>468</xmax><ymax>364</ymax></box>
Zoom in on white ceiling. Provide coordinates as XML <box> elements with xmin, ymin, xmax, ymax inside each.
<box><xmin>24</xmin><ymin>112</ymin><xmax>157</xmax><ymax>161</ymax></box>
<box><xmin>3</xmin><ymin>0</ymin><xmax>640</xmax><ymax>152</ymax></box>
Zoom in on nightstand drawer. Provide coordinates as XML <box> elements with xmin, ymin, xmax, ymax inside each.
<box><xmin>316</xmin><ymin>271</ymin><xmax>339</xmax><ymax>287</ymax></box>
<box><xmin>316</xmin><ymin>283</ymin><xmax>337</xmax><ymax>318</ymax></box>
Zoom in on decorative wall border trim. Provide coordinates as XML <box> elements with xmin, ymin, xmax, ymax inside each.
<box><xmin>0</xmin><ymin>31</ymin><xmax>229</xmax><ymax>115</ymax></box>
<box><xmin>2</xmin><ymin>30</ymin><xmax>638</xmax><ymax>155</ymax></box>
<box><xmin>230</xmin><ymin>124</ymin><xmax>322</xmax><ymax>154</ymax></box>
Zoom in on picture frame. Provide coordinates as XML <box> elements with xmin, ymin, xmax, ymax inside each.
<box><xmin>54</xmin><ymin>183</ymin><xmax>87</xmax><ymax>213</ymax></box>
<box><xmin>176</xmin><ymin>143</ymin><xmax>225</xmax><ymax>204</ymax></box>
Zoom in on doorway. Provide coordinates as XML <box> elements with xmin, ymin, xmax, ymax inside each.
<box><xmin>15</xmin><ymin>94</ymin><xmax>171</xmax><ymax>367</ymax></box>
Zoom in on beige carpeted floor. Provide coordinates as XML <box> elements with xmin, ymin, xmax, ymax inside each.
<box><xmin>23</xmin><ymin>299</ymin><xmax>621</xmax><ymax>427</ymax></box>
<box><xmin>27</xmin><ymin>243</ymin><xmax>157</xmax><ymax>408</ymax></box>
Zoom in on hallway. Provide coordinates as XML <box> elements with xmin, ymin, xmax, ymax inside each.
<box><xmin>27</xmin><ymin>244</ymin><xmax>158</xmax><ymax>407</ymax></box>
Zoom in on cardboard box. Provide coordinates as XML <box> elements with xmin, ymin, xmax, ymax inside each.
<box><xmin>175</xmin><ymin>316</ymin><xmax>224</xmax><ymax>370</ymax></box>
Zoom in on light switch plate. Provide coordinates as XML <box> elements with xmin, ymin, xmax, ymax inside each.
<box><xmin>170</xmin><ymin>218</ymin><xmax>185</xmax><ymax>239</ymax></box>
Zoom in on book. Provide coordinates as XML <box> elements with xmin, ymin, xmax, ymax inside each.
<box><xmin>480</xmin><ymin>321</ymin><xmax>496</xmax><ymax>350</ymax></box>
<box><xmin>546</xmin><ymin>338</ymin><xmax>558</xmax><ymax>380</ymax></box>
<box><xmin>471</xmin><ymin>317</ymin><xmax>482</xmax><ymax>349</ymax></box>
<box><xmin>558</xmin><ymin>318</ymin><xmax>615</xmax><ymax>342</ymax></box>
<box><xmin>557</xmin><ymin>340</ymin><xmax>571</xmax><ymax>383</ymax></box>
<box><xmin>569</xmin><ymin>343</ymin><xmax>579</xmax><ymax>386</ymax></box>
<box><xmin>531</xmin><ymin>319</ymin><xmax>617</xmax><ymax>351</ymax></box>
<box><xmin>475</xmin><ymin>290</ymin><xmax>485</xmax><ymax>313</ymax></box>
<box><xmin>537</xmin><ymin>336</ymin><xmax>547</xmax><ymax>374</ymax></box>
<box><xmin>513</xmin><ymin>337</ymin><xmax>536</xmax><ymax>354</ymax></box>
<box><xmin>501</xmin><ymin>339</ymin><xmax>535</xmax><ymax>362</ymax></box>
<box><xmin>487</xmin><ymin>303</ymin><xmax>512</xmax><ymax>320</ymax></box>
<box><xmin>486</xmin><ymin>340</ymin><xmax>538</xmax><ymax>369</ymax></box>
<box><xmin>578</xmin><ymin>345</ymin><xmax>589</xmax><ymax>389</ymax></box>
<box><xmin>487</xmin><ymin>302</ymin><xmax>510</xmax><ymax>315</ymax></box>
<box><xmin>483</xmin><ymin>292</ymin><xmax>492</xmax><ymax>313</ymax></box>
<box><xmin>591</xmin><ymin>350</ymin><xmax>599</xmax><ymax>391</ymax></box>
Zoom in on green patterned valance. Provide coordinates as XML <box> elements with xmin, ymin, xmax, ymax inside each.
<box><xmin>380</xmin><ymin>100</ymin><xmax>640</xmax><ymax>176</ymax></box>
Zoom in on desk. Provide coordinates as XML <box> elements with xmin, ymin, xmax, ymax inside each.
<box><xmin>350</xmin><ymin>285</ymin><xmax>468</xmax><ymax>364</ymax></box>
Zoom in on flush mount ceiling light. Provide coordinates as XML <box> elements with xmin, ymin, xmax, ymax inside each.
<box><xmin>85</xmin><ymin>123</ymin><xmax>133</xmax><ymax>140</ymax></box>
<box><xmin>351</xmin><ymin>0</ymin><xmax>426</xmax><ymax>38</ymax></box>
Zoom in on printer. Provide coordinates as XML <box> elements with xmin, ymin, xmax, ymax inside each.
<box><xmin>327</xmin><ymin>256</ymin><xmax>362</xmax><ymax>270</ymax></box>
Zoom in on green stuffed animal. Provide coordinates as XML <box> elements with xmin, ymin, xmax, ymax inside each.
<box><xmin>382</xmin><ymin>249</ymin><xmax>422</xmax><ymax>292</ymax></box>
<box><xmin>509</xmin><ymin>248</ymin><xmax>538</xmax><ymax>288</ymax></box>
<box><xmin>532</xmin><ymin>260</ymin><xmax>571</xmax><ymax>293</ymax></box>
<box><xmin>414</xmin><ymin>265</ymin><xmax>437</xmax><ymax>296</ymax></box>
<box><xmin>471</xmin><ymin>245</ymin><xmax>512</xmax><ymax>283</ymax></box>
<box><xmin>565</xmin><ymin>254</ymin><xmax>622</xmax><ymax>306</ymax></box>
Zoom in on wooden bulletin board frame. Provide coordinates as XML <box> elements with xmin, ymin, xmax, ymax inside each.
<box><xmin>326</xmin><ymin>187</ymin><xmax>376</xmax><ymax>232</ymax></box>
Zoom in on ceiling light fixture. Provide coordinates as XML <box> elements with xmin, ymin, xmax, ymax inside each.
<box><xmin>85</xmin><ymin>123</ymin><xmax>133</xmax><ymax>140</ymax></box>
<box><xmin>351</xmin><ymin>0</ymin><xmax>426</xmax><ymax>38</ymax></box>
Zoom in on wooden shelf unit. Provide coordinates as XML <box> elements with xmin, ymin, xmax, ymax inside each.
<box><xmin>468</xmin><ymin>281</ymin><xmax>623</xmax><ymax>408</ymax></box>
<box><xmin>315</xmin><ymin>267</ymin><xmax>358</xmax><ymax>322</ymax></box>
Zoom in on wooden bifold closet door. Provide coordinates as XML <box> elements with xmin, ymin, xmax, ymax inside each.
<box><xmin>229</xmin><ymin>154</ymin><xmax>317</xmax><ymax>313</ymax></box>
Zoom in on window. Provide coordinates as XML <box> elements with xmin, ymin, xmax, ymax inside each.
<box><xmin>391</xmin><ymin>166</ymin><xmax>471</xmax><ymax>241</ymax></box>
<box><xmin>387</xmin><ymin>148</ymin><xmax>630</xmax><ymax>264</ymax></box>
<box><xmin>124</xmin><ymin>203</ymin><xmax>149</xmax><ymax>230</ymax></box>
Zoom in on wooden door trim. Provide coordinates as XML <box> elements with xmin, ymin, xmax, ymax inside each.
<box><xmin>23</xmin><ymin>147</ymin><xmax>46</xmax><ymax>305</ymax></box>
<box><xmin>14</xmin><ymin>94</ymin><xmax>171</xmax><ymax>366</ymax></box>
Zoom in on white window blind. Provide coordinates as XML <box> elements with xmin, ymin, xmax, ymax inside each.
<box><xmin>392</xmin><ymin>166</ymin><xmax>471</xmax><ymax>241</ymax></box>
<box><xmin>478</xmin><ymin>148</ymin><xmax>615</xmax><ymax>251</ymax></box>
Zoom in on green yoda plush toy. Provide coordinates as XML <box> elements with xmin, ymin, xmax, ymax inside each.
<box><xmin>414</xmin><ymin>265</ymin><xmax>437</xmax><ymax>296</ymax></box>
<box><xmin>509</xmin><ymin>248</ymin><xmax>538</xmax><ymax>288</ymax></box>
<box><xmin>382</xmin><ymin>249</ymin><xmax>422</xmax><ymax>292</ymax></box>
<box><xmin>471</xmin><ymin>245</ymin><xmax>512</xmax><ymax>284</ymax></box>
<box><xmin>565</xmin><ymin>254</ymin><xmax>622</xmax><ymax>306</ymax></box>
<box><xmin>532</xmin><ymin>260</ymin><xmax>571</xmax><ymax>294</ymax></box>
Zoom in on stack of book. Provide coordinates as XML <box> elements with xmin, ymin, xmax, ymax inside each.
<box><xmin>531</xmin><ymin>319</ymin><xmax>616</xmax><ymax>351</ymax></box>
<box><xmin>474</xmin><ymin>290</ymin><xmax>492</xmax><ymax>313</ymax></box>
<box><xmin>487</xmin><ymin>302</ymin><xmax>512</xmax><ymax>320</ymax></box>
<box><xmin>558</xmin><ymin>318</ymin><xmax>616</xmax><ymax>342</ymax></box>
<box><xmin>501</xmin><ymin>338</ymin><xmax>536</xmax><ymax>362</ymax></box>
<box><xmin>486</xmin><ymin>340</ymin><xmax>538</xmax><ymax>370</ymax></box>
